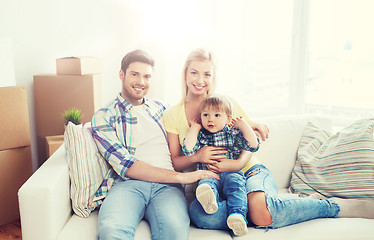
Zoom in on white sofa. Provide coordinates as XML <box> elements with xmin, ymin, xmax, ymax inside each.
<box><xmin>18</xmin><ymin>115</ymin><xmax>374</xmax><ymax>240</ymax></box>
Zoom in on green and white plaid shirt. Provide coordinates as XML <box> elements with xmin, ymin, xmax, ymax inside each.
<box><xmin>182</xmin><ymin>125</ymin><xmax>260</xmax><ymax>170</ymax></box>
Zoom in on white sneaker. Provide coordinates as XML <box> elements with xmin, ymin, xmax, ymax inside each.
<box><xmin>227</xmin><ymin>213</ymin><xmax>248</xmax><ymax>237</ymax></box>
<box><xmin>196</xmin><ymin>184</ymin><xmax>218</xmax><ymax>214</ymax></box>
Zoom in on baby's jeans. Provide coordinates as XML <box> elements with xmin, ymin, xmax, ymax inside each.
<box><xmin>198</xmin><ymin>170</ymin><xmax>247</xmax><ymax>217</ymax></box>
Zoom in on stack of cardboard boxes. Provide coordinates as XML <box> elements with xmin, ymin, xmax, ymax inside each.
<box><xmin>0</xmin><ymin>86</ymin><xmax>33</xmax><ymax>226</ymax></box>
<box><xmin>34</xmin><ymin>57</ymin><xmax>102</xmax><ymax>165</ymax></box>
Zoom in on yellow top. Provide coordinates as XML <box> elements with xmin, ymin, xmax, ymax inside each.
<box><xmin>163</xmin><ymin>98</ymin><xmax>260</xmax><ymax>173</ymax></box>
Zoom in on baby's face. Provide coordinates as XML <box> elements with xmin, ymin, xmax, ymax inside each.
<box><xmin>200</xmin><ymin>107</ymin><xmax>229</xmax><ymax>133</ymax></box>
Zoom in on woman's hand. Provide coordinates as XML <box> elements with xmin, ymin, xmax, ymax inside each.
<box><xmin>206</xmin><ymin>158</ymin><xmax>240</xmax><ymax>173</ymax></box>
<box><xmin>193</xmin><ymin>146</ymin><xmax>227</xmax><ymax>165</ymax></box>
<box><xmin>248</xmin><ymin>120</ymin><xmax>269</xmax><ymax>141</ymax></box>
<box><xmin>207</xmin><ymin>150</ymin><xmax>253</xmax><ymax>173</ymax></box>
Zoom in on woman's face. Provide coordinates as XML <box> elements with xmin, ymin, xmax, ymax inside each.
<box><xmin>185</xmin><ymin>60</ymin><xmax>214</xmax><ymax>96</ymax></box>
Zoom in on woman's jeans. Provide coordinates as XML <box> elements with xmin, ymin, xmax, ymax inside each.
<box><xmin>189</xmin><ymin>164</ymin><xmax>340</xmax><ymax>230</ymax></box>
<box><xmin>98</xmin><ymin>179</ymin><xmax>190</xmax><ymax>240</ymax></box>
<box><xmin>198</xmin><ymin>171</ymin><xmax>247</xmax><ymax>217</ymax></box>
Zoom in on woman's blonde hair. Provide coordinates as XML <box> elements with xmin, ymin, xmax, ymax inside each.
<box><xmin>182</xmin><ymin>48</ymin><xmax>216</xmax><ymax>100</ymax></box>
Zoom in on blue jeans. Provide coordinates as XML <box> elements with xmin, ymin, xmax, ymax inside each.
<box><xmin>198</xmin><ymin>171</ymin><xmax>247</xmax><ymax>217</ymax></box>
<box><xmin>189</xmin><ymin>164</ymin><xmax>340</xmax><ymax>230</ymax></box>
<box><xmin>98</xmin><ymin>179</ymin><xmax>190</xmax><ymax>240</ymax></box>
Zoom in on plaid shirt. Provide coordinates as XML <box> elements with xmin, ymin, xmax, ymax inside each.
<box><xmin>91</xmin><ymin>94</ymin><xmax>167</xmax><ymax>203</ymax></box>
<box><xmin>182</xmin><ymin>125</ymin><xmax>260</xmax><ymax>170</ymax></box>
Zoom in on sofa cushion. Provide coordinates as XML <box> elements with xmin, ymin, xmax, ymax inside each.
<box><xmin>290</xmin><ymin>118</ymin><xmax>374</xmax><ymax>199</ymax></box>
<box><xmin>58</xmin><ymin>210</ymin><xmax>233</xmax><ymax>240</ymax></box>
<box><xmin>254</xmin><ymin>115</ymin><xmax>332</xmax><ymax>189</ymax></box>
<box><xmin>64</xmin><ymin>122</ymin><xmax>110</xmax><ymax>218</ymax></box>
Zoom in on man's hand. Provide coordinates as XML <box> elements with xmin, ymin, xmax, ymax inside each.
<box><xmin>193</xmin><ymin>146</ymin><xmax>227</xmax><ymax>164</ymax></box>
<box><xmin>176</xmin><ymin>170</ymin><xmax>219</xmax><ymax>185</ymax></box>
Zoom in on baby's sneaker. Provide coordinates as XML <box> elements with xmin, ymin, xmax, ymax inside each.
<box><xmin>196</xmin><ymin>184</ymin><xmax>218</xmax><ymax>214</ymax></box>
<box><xmin>227</xmin><ymin>213</ymin><xmax>248</xmax><ymax>237</ymax></box>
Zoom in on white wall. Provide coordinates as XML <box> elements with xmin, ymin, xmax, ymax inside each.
<box><xmin>0</xmin><ymin>0</ymin><xmax>250</xmax><ymax>170</ymax></box>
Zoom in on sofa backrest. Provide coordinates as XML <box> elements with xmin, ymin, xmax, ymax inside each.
<box><xmin>255</xmin><ymin>115</ymin><xmax>332</xmax><ymax>189</ymax></box>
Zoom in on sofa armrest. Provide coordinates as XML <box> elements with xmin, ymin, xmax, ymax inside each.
<box><xmin>18</xmin><ymin>145</ymin><xmax>72</xmax><ymax>240</ymax></box>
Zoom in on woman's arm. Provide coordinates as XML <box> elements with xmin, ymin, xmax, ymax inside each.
<box><xmin>167</xmin><ymin>132</ymin><xmax>227</xmax><ymax>171</ymax></box>
<box><xmin>168</xmin><ymin>132</ymin><xmax>197</xmax><ymax>171</ymax></box>
<box><xmin>248</xmin><ymin>119</ymin><xmax>269</xmax><ymax>141</ymax></box>
<box><xmin>184</xmin><ymin>119</ymin><xmax>202</xmax><ymax>150</ymax></box>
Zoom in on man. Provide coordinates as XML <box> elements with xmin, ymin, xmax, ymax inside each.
<box><xmin>91</xmin><ymin>49</ymin><xmax>218</xmax><ymax>240</ymax></box>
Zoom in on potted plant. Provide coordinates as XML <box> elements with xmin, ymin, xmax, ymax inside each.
<box><xmin>63</xmin><ymin>107</ymin><xmax>84</xmax><ymax>126</ymax></box>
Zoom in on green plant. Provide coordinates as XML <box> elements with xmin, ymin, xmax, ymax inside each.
<box><xmin>63</xmin><ymin>107</ymin><xmax>83</xmax><ymax>125</ymax></box>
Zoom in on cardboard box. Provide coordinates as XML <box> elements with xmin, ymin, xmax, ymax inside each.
<box><xmin>56</xmin><ymin>57</ymin><xmax>102</xmax><ymax>75</ymax></box>
<box><xmin>34</xmin><ymin>74</ymin><xmax>101</xmax><ymax>164</ymax></box>
<box><xmin>45</xmin><ymin>135</ymin><xmax>64</xmax><ymax>157</ymax></box>
<box><xmin>33</xmin><ymin>74</ymin><xmax>101</xmax><ymax>137</ymax></box>
<box><xmin>0</xmin><ymin>146</ymin><xmax>32</xmax><ymax>226</ymax></box>
<box><xmin>37</xmin><ymin>136</ymin><xmax>47</xmax><ymax>165</ymax></box>
<box><xmin>0</xmin><ymin>87</ymin><xmax>31</xmax><ymax>151</ymax></box>
<box><xmin>37</xmin><ymin>135</ymin><xmax>64</xmax><ymax>162</ymax></box>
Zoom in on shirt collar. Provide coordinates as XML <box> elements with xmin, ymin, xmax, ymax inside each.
<box><xmin>201</xmin><ymin>125</ymin><xmax>230</xmax><ymax>136</ymax></box>
<box><xmin>117</xmin><ymin>93</ymin><xmax>151</xmax><ymax>112</ymax></box>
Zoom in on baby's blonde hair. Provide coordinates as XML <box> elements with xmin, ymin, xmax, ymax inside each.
<box><xmin>199</xmin><ymin>95</ymin><xmax>232</xmax><ymax>117</ymax></box>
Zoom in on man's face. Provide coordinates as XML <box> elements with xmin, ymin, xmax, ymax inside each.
<box><xmin>120</xmin><ymin>61</ymin><xmax>153</xmax><ymax>106</ymax></box>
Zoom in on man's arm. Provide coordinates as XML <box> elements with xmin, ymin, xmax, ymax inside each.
<box><xmin>92</xmin><ymin>110</ymin><xmax>219</xmax><ymax>183</ymax></box>
<box><xmin>91</xmin><ymin>111</ymin><xmax>138</xmax><ymax>178</ymax></box>
<box><xmin>126</xmin><ymin>160</ymin><xmax>219</xmax><ymax>184</ymax></box>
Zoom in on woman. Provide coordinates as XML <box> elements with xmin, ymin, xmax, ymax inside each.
<box><xmin>163</xmin><ymin>48</ymin><xmax>374</xmax><ymax>231</ymax></box>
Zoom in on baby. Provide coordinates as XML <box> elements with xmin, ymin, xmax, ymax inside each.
<box><xmin>182</xmin><ymin>94</ymin><xmax>260</xmax><ymax>236</ymax></box>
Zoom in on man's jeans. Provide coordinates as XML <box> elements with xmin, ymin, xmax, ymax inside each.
<box><xmin>98</xmin><ymin>179</ymin><xmax>190</xmax><ymax>240</ymax></box>
<box><xmin>190</xmin><ymin>164</ymin><xmax>340</xmax><ymax>230</ymax></box>
<box><xmin>198</xmin><ymin>171</ymin><xmax>247</xmax><ymax>217</ymax></box>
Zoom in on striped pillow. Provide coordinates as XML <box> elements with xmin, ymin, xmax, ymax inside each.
<box><xmin>64</xmin><ymin>122</ymin><xmax>110</xmax><ymax>218</ymax></box>
<box><xmin>290</xmin><ymin>118</ymin><xmax>374</xmax><ymax>200</ymax></box>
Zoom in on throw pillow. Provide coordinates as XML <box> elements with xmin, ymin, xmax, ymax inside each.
<box><xmin>64</xmin><ymin>122</ymin><xmax>110</xmax><ymax>218</ymax></box>
<box><xmin>290</xmin><ymin>118</ymin><xmax>374</xmax><ymax>200</ymax></box>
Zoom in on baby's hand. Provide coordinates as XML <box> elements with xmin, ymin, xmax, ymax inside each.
<box><xmin>231</xmin><ymin>117</ymin><xmax>250</xmax><ymax>130</ymax></box>
<box><xmin>190</xmin><ymin>118</ymin><xmax>202</xmax><ymax>130</ymax></box>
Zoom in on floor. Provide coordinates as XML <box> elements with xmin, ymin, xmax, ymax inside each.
<box><xmin>0</xmin><ymin>220</ymin><xmax>22</xmax><ymax>240</ymax></box>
